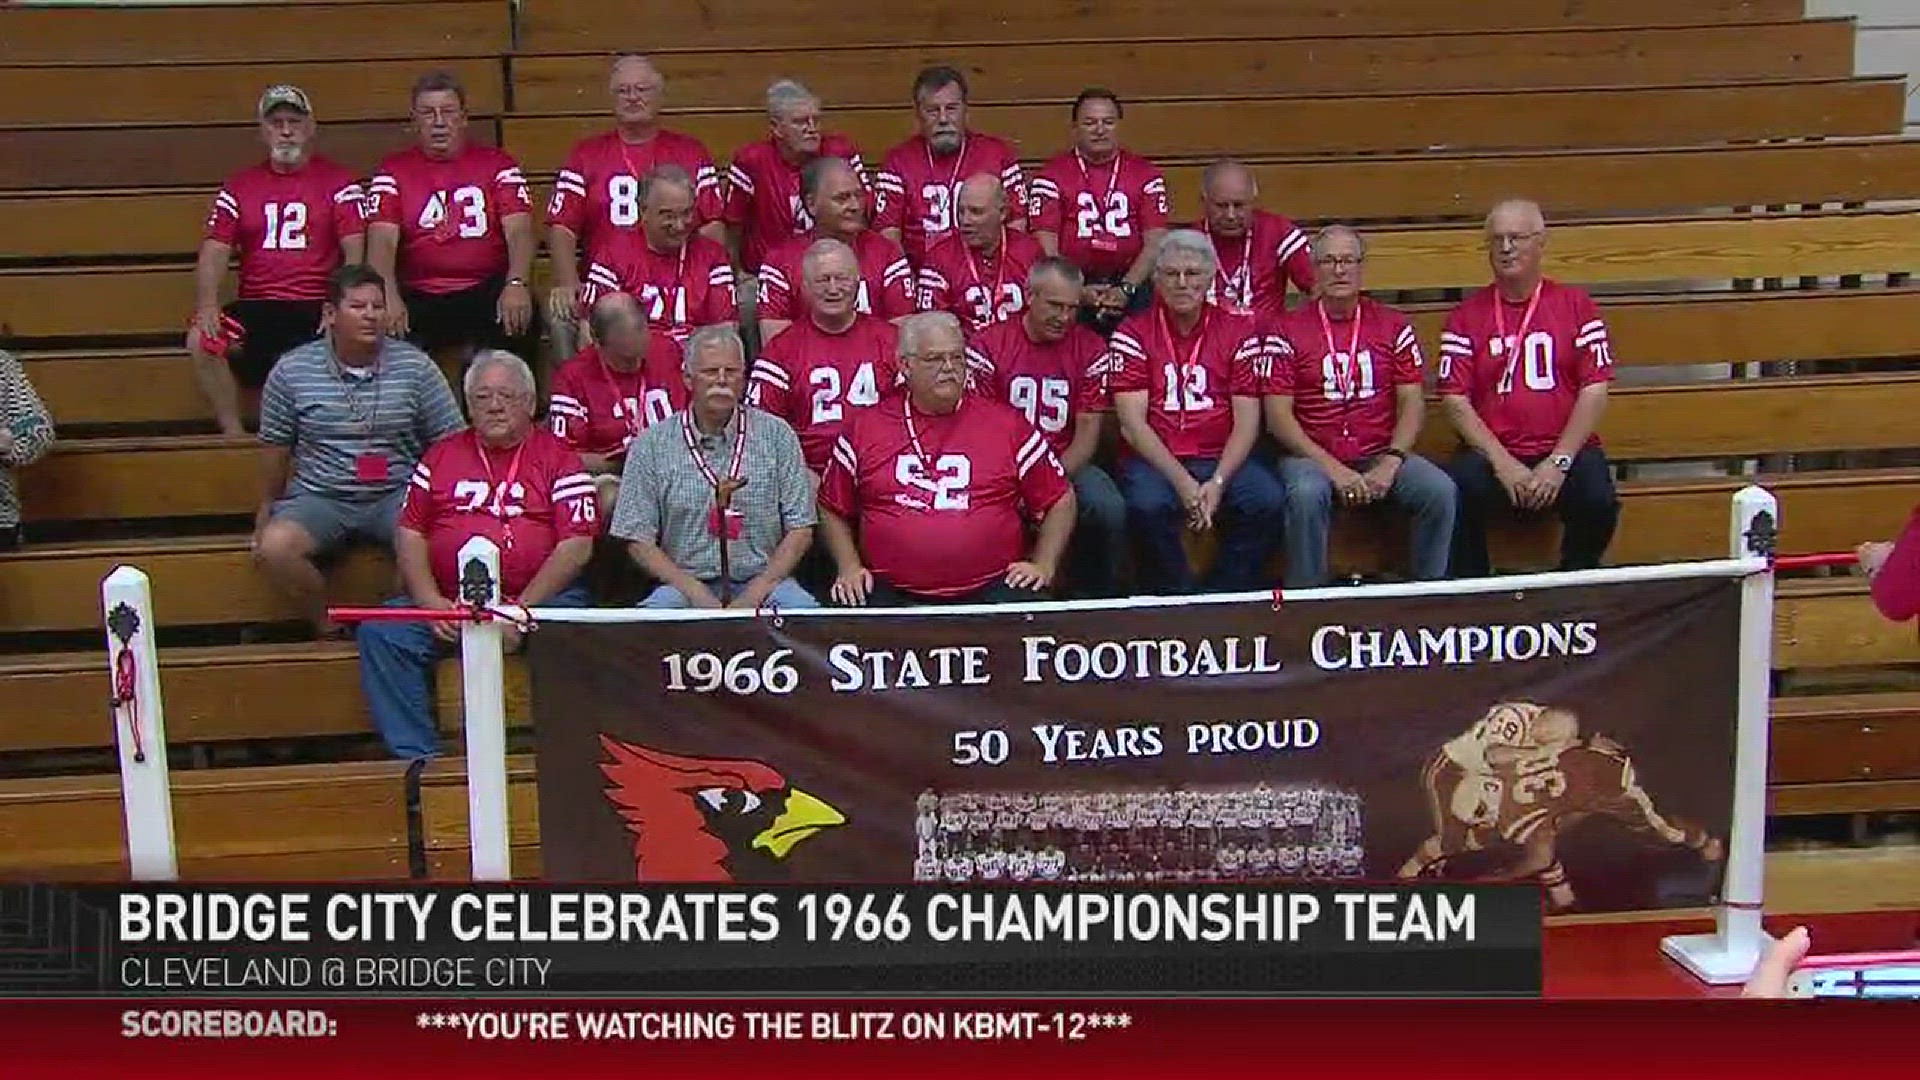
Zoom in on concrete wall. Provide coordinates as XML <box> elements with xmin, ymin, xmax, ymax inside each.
<box><xmin>1809</xmin><ymin>0</ymin><xmax>1920</xmax><ymax>131</ymax></box>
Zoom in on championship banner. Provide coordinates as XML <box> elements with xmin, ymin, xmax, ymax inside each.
<box><xmin>532</xmin><ymin>579</ymin><xmax>1738</xmax><ymax>915</ymax></box>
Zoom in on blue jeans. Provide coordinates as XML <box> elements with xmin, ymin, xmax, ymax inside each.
<box><xmin>358</xmin><ymin>585</ymin><xmax>591</xmax><ymax>760</ymax></box>
<box><xmin>1068</xmin><ymin>464</ymin><xmax>1128</xmax><ymax>598</ymax></box>
<box><xmin>1119</xmin><ymin>455</ymin><xmax>1286</xmax><ymax>594</ymax></box>
<box><xmin>1277</xmin><ymin>453</ymin><xmax>1457</xmax><ymax>588</ymax></box>
<box><xmin>642</xmin><ymin>577</ymin><xmax>818</xmax><ymax>608</ymax></box>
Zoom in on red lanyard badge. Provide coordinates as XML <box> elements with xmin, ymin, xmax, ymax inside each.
<box><xmin>1317</xmin><ymin>300</ymin><xmax>1365</xmax><ymax>404</ymax></box>
<box><xmin>961</xmin><ymin>230</ymin><xmax>1006</xmax><ymax>315</ymax></box>
<box><xmin>681</xmin><ymin>408</ymin><xmax>750</xmax><ymax>539</ymax></box>
<box><xmin>473</xmin><ymin>433</ymin><xmax>527</xmax><ymax>551</ymax></box>
<box><xmin>1203</xmin><ymin>222</ymin><xmax>1254</xmax><ymax>313</ymax></box>
<box><xmin>1075</xmin><ymin>151</ymin><xmax>1122</xmax><ymax>250</ymax></box>
<box><xmin>599</xmin><ymin>354</ymin><xmax>647</xmax><ymax>440</ymax></box>
<box><xmin>1492</xmin><ymin>281</ymin><xmax>1543</xmax><ymax>394</ymax></box>
<box><xmin>1156</xmin><ymin>307</ymin><xmax>1209</xmax><ymax>430</ymax></box>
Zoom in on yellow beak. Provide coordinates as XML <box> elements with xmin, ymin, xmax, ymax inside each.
<box><xmin>751</xmin><ymin>787</ymin><xmax>846</xmax><ymax>859</ymax></box>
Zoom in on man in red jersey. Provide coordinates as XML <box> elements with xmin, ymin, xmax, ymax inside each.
<box><xmin>1194</xmin><ymin>160</ymin><xmax>1314</xmax><ymax>320</ymax></box>
<box><xmin>967</xmin><ymin>257</ymin><xmax>1125</xmax><ymax>596</ymax></box>
<box><xmin>1265</xmin><ymin>226</ymin><xmax>1456</xmax><ymax>588</ymax></box>
<box><xmin>1030</xmin><ymin>88</ymin><xmax>1169</xmax><ymax>331</ymax></box>
<box><xmin>917</xmin><ymin>174</ymin><xmax>1047</xmax><ymax>333</ymax></box>
<box><xmin>756</xmin><ymin>157</ymin><xmax>913</xmax><ymax>340</ymax></box>
<box><xmin>748</xmin><ymin>239</ymin><xmax>900</xmax><ymax>475</ymax></box>
<box><xmin>723</xmin><ymin>78</ymin><xmax>871</xmax><ymax>275</ymax></box>
<box><xmin>189</xmin><ymin>86</ymin><xmax>365</xmax><ymax>435</ymax></box>
<box><xmin>358</xmin><ymin>349</ymin><xmax>596</xmax><ymax>759</ymax></box>
<box><xmin>544</xmin><ymin>54</ymin><xmax>726</xmax><ymax>346</ymax></box>
<box><xmin>365</xmin><ymin>71</ymin><xmax>537</xmax><ymax>374</ymax></box>
<box><xmin>549</xmin><ymin>292</ymin><xmax>688</xmax><ymax>508</ymax></box>
<box><xmin>1110</xmin><ymin>230</ymin><xmax>1282</xmax><ymax>595</ymax></box>
<box><xmin>874</xmin><ymin>66</ymin><xmax>1028</xmax><ymax>270</ymax></box>
<box><xmin>820</xmin><ymin>312</ymin><xmax>1075</xmax><ymax>607</ymax></box>
<box><xmin>576</xmin><ymin>166</ymin><xmax>737</xmax><ymax>345</ymax></box>
<box><xmin>1438</xmin><ymin>199</ymin><xmax>1617</xmax><ymax>576</ymax></box>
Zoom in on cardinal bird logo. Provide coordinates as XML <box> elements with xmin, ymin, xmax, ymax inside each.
<box><xmin>598</xmin><ymin>735</ymin><xmax>846</xmax><ymax>881</ymax></box>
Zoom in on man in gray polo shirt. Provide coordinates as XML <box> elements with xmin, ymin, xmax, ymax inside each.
<box><xmin>253</xmin><ymin>264</ymin><xmax>466</xmax><ymax>635</ymax></box>
<box><xmin>611</xmin><ymin>324</ymin><xmax>818</xmax><ymax>609</ymax></box>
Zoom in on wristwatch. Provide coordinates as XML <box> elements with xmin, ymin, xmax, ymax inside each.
<box><xmin>504</xmin><ymin>277</ymin><xmax>528</xmax><ymax>289</ymax></box>
<box><xmin>1549</xmin><ymin>453</ymin><xmax>1574</xmax><ymax>472</ymax></box>
<box><xmin>1381</xmin><ymin>448</ymin><xmax>1408</xmax><ymax>462</ymax></box>
<box><xmin>1117</xmin><ymin>280</ymin><xmax>1138</xmax><ymax>301</ymax></box>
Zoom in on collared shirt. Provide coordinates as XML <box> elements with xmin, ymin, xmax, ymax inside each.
<box><xmin>610</xmin><ymin>405</ymin><xmax>816</xmax><ymax>581</ymax></box>
<box><xmin>259</xmin><ymin>335</ymin><xmax>466</xmax><ymax>502</ymax></box>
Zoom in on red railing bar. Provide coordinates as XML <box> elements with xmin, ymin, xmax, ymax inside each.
<box><xmin>1772</xmin><ymin>552</ymin><xmax>1858</xmax><ymax>571</ymax></box>
<box><xmin>327</xmin><ymin>606</ymin><xmax>501</xmax><ymax>624</ymax></box>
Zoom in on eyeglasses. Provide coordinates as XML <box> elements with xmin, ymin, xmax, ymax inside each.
<box><xmin>1155</xmin><ymin>267</ymin><xmax>1209</xmax><ymax>282</ymax></box>
<box><xmin>912</xmin><ymin>353</ymin><xmax>969</xmax><ymax>370</ymax></box>
<box><xmin>1487</xmin><ymin>231</ymin><xmax>1543</xmax><ymax>250</ymax></box>
<box><xmin>468</xmin><ymin>390</ymin><xmax>527</xmax><ymax>405</ymax></box>
<box><xmin>1314</xmin><ymin>255</ymin><xmax>1364</xmax><ymax>269</ymax></box>
<box><xmin>412</xmin><ymin>106</ymin><xmax>463</xmax><ymax>123</ymax></box>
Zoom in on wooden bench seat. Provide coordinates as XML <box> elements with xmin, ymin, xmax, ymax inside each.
<box><xmin>518</xmin><ymin>0</ymin><xmax>1803</xmax><ymax>52</ymax></box>
<box><xmin>18</xmin><ymin>349</ymin><xmax>206</xmax><ymax>428</ymax></box>
<box><xmin>0</xmin><ymin>535</ymin><xmax>390</xmax><ymax>634</ymax></box>
<box><xmin>510</xmin><ymin>21</ymin><xmax>1855</xmax><ymax>113</ymax></box>
<box><xmin>1368</xmin><ymin>209</ymin><xmax>1920</xmax><ymax>292</ymax></box>
<box><xmin>24</xmin><ymin>434</ymin><xmax>255</xmax><ymax>523</ymax></box>
<box><xmin>0</xmin><ymin>642</ymin><xmax>365</xmax><ymax>753</ymax></box>
<box><xmin>0</xmin><ymin>759</ymin><xmax>411</xmax><ymax>881</ymax></box>
<box><xmin>1776</xmin><ymin>579</ymin><xmax>1920</xmax><ymax>671</ymax></box>
<box><xmin>0</xmin><ymin>0</ymin><xmax>509</xmax><ymax>64</ymax></box>
<box><xmin>501</xmin><ymin>77</ymin><xmax>1908</xmax><ymax>172</ymax></box>
<box><xmin>0</xmin><ymin>57</ymin><xmax>506</xmax><ymax>128</ymax></box>
<box><xmin>19</xmin><ymin>139</ymin><xmax>1920</xmax><ymax>263</ymax></box>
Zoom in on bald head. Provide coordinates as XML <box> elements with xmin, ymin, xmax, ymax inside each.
<box><xmin>1485</xmin><ymin>199</ymin><xmax>1548</xmax><ymax>294</ymax></box>
<box><xmin>956</xmin><ymin>173</ymin><xmax>1007</xmax><ymax>250</ymax></box>
<box><xmin>608</xmin><ymin>55</ymin><xmax>664</xmax><ymax>129</ymax></box>
<box><xmin>589</xmin><ymin>291</ymin><xmax>648</xmax><ymax>365</ymax></box>
<box><xmin>1200</xmin><ymin>159</ymin><xmax>1258</xmax><ymax>238</ymax></box>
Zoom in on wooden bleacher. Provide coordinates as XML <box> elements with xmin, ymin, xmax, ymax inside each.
<box><xmin>0</xmin><ymin>0</ymin><xmax>1915</xmax><ymax>889</ymax></box>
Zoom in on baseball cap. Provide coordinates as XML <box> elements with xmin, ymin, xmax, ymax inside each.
<box><xmin>257</xmin><ymin>85</ymin><xmax>314</xmax><ymax>120</ymax></box>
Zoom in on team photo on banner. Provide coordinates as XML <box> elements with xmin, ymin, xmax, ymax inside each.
<box><xmin>532</xmin><ymin>577</ymin><xmax>1739</xmax><ymax>915</ymax></box>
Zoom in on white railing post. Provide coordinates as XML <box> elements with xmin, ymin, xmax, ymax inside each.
<box><xmin>457</xmin><ymin>536</ymin><xmax>512</xmax><ymax>881</ymax></box>
<box><xmin>102</xmin><ymin>566</ymin><xmax>178</xmax><ymax>881</ymax></box>
<box><xmin>1661</xmin><ymin>485</ymin><xmax>1776</xmax><ymax>983</ymax></box>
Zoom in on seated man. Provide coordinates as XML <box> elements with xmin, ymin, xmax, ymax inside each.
<box><xmin>253</xmin><ymin>264</ymin><xmax>466</xmax><ymax>637</ymax></box>
<box><xmin>576</xmin><ymin>166</ymin><xmax>737</xmax><ymax>346</ymax></box>
<box><xmin>916</xmin><ymin>174</ymin><xmax>1047</xmax><ymax>333</ymax></box>
<box><xmin>874</xmin><ymin>65</ymin><xmax>1028</xmax><ymax>269</ymax></box>
<box><xmin>756</xmin><ymin>156</ymin><xmax>913</xmax><ymax>340</ymax></box>
<box><xmin>1264</xmin><ymin>226</ymin><xmax>1456</xmax><ymax>587</ymax></box>
<box><xmin>748</xmin><ymin>239</ymin><xmax>900</xmax><ymax>476</ymax></box>
<box><xmin>191</xmin><ymin>85</ymin><xmax>365</xmax><ymax>435</ymax></box>
<box><xmin>1110</xmin><ymin>230</ymin><xmax>1283</xmax><ymax>594</ymax></box>
<box><xmin>966</xmin><ymin>257</ymin><xmax>1124</xmax><ymax>596</ymax></box>
<box><xmin>365</xmin><ymin>71</ymin><xmax>537</xmax><ymax>377</ymax></box>
<box><xmin>1030</xmin><ymin>88</ymin><xmax>1169</xmax><ymax>330</ymax></box>
<box><xmin>611</xmin><ymin>325</ymin><xmax>818</xmax><ymax>610</ymax></box>
<box><xmin>723</xmin><ymin>78</ymin><xmax>871</xmax><ymax>275</ymax></box>
<box><xmin>819</xmin><ymin>311</ymin><xmax>1076</xmax><ymax>607</ymax></box>
<box><xmin>0</xmin><ymin>348</ymin><xmax>55</xmax><ymax>552</ymax></box>
<box><xmin>1438</xmin><ymin>199</ymin><xmax>1617</xmax><ymax>576</ymax></box>
<box><xmin>358</xmin><ymin>350</ymin><xmax>596</xmax><ymax>759</ymax></box>
<box><xmin>1192</xmin><ymin>159</ymin><xmax>1314</xmax><ymax>319</ymax></box>
<box><xmin>549</xmin><ymin>291</ymin><xmax>687</xmax><ymax>510</ymax></box>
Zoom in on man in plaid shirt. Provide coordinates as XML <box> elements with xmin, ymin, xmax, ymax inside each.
<box><xmin>610</xmin><ymin>324</ymin><xmax>819</xmax><ymax>609</ymax></box>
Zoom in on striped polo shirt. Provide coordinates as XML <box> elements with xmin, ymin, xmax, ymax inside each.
<box><xmin>259</xmin><ymin>336</ymin><xmax>465</xmax><ymax>502</ymax></box>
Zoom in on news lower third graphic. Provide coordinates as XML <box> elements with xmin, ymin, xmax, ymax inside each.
<box><xmin>1</xmin><ymin>883</ymin><xmax>1541</xmax><ymax>997</ymax></box>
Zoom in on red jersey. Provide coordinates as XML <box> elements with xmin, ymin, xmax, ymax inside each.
<box><xmin>916</xmin><ymin>229</ymin><xmax>1047</xmax><ymax>332</ymax></box>
<box><xmin>548</xmin><ymin>341</ymin><xmax>689</xmax><ymax>459</ymax></box>
<box><xmin>1266</xmin><ymin>297</ymin><xmax>1424</xmax><ymax>462</ymax></box>
<box><xmin>756</xmin><ymin>229</ymin><xmax>913</xmax><ymax>322</ymax></box>
<box><xmin>872</xmin><ymin>132</ymin><xmax>1028</xmax><ymax>267</ymax></box>
<box><xmin>1437</xmin><ymin>280</ymin><xmax>1614</xmax><ymax>458</ymax></box>
<box><xmin>819</xmin><ymin>391</ymin><xmax>1069</xmax><ymax>598</ymax></box>
<box><xmin>577</xmin><ymin>232</ymin><xmax>737</xmax><ymax>343</ymax></box>
<box><xmin>747</xmin><ymin>314</ymin><xmax>899</xmax><ymax>474</ymax></box>
<box><xmin>721</xmin><ymin>135</ymin><xmax>871</xmax><ymax>272</ymax></box>
<box><xmin>1199</xmin><ymin>210</ymin><xmax>1315</xmax><ymax>319</ymax></box>
<box><xmin>966</xmin><ymin>318</ymin><xmax>1111</xmax><ymax>456</ymax></box>
<box><xmin>1107</xmin><ymin>304</ymin><xmax>1264</xmax><ymax>460</ymax></box>
<box><xmin>400</xmin><ymin>428</ymin><xmax>598</xmax><ymax>598</ymax></box>
<box><xmin>205</xmin><ymin>156</ymin><xmax>366</xmax><ymax>301</ymax></box>
<box><xmin>367</xmin><ymin>144</ymin><xmax>532</xmax><ymax>295</ymax></box>
<box><xmin>1028</xmin><ymin>150</ymin><xmax>1169</xmax><ymax>279</ymax></box>
<box><xmin>546</xmin><ymin>128</ymin><xmax>725</xmax><ymax>262</ymax></box>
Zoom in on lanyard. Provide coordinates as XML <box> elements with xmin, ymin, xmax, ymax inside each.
<box><xmin>927</xmin><ymin>133</ymin><xmax>967</xmax><ymax>196</ymax></box>
<box><xmin>473</xmin><ymin>432</ymin><xmax>527</xmax><ymax>550</ymax></box>
<box><xmin>1156</xmin><ymin>307</ymin><xmax>1208</xmax><ymax>429</ymax></box>
<box><xmin>1492</xmin><ymin>281</ymin><xmax>1544</xmax><ymax>393</ymax></box>
<box><xmin>1203</xmin><ymin>221</ymin><xmax>1253</xmax><ymax>311</ymax></box>
<box><xmin>598</xmin><ymin>353</ymin><xmax>646</xmax><ymax>437</ymax></box>
<box><xmin>615</xmin><ymin>136</ymin><xmax>655</xmax><ymax>196</ymax></box>
<box><xmin>680</xmin><ymin>407</ymin><xmax>749</xmax><ymax>493</ymax></box>
<box><xmin>653</xmin><ymin>240</ymin><xmax>689</xmax><ymax>327</ymax></box>
<box><xmin>1317</xmin><ymin>299</ymin><xmax>1365</xmax><ymax>405</ymax></box>
<box><xmin>903</xmin><ymin>395</ymin><xmax>959</xmax><ymax>473</ymax></box>
<box><xmin>1073</xmin><ymin>150</ymin><xmax>1121</xmax><ymax>230</ymax></box>
<box><xmin>331</xmin><ymin>349</ymin><xmax>382</xmax><ymax>435</ymax></box>
<box><xmin>961</xmin><ymin>229</ymin><xmax>1006</xmax><ymax>312</ymax></box>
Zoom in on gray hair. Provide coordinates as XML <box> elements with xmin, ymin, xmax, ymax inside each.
<box><xmin>638</xmin><ymin>163</ymin><xmax>694</xmax><ymax>206</ymax></box>
<box><xmin>1486</xmin><ymin>198</ymin><xmax>1546</xmax><ymax>233</ymax></box>
<box><xmin>800</xmin><ymin>237</ymin><xmax>857</xmax><ymax>282</ymax></box>
<box><xmin>1199</xmin><ymin>158</ymin><xmax>1256</xmax><ymax>198</ymax></box>
<box><xmin>800</xmin><ymin>155</ymin><xmax>857</xmax><ymax>205</ymax></box>
<box><xmin>767</xmin><ymin>78</ymin><xmax>818</xmax><ymax>120</ymax></box>
<box><xmin>464</xmin><ymin>349</ymin><xmax>536</xmax><ymax>400</ymax></box>
<box><xmin>609</xmin><ymin>53</ymin><xmax>662</xmax><ymax>83</ymax></box>
<box><xmin>896</xmin><ymin>311</ymin><xmax>965</xmax><ymax>358</ymax></box>
<box><xmin>1154</xmin><ymin>228</ymin><xmax>1218</xmax><ymax>275</ymax></box>
<box><xmin>1026</xmin><ymin>255</ymin><xmax>1084</xmax><ymax>291</ymax></box>
<box><xmin>683</xmin><ymin>324</ymin><xmax>746</xmax><ymax>373</ymax></box>
<box><xmin>1312</xmin><ymin>224</ymin><xmax>1367</xmax><ymax>258</ymax></box>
